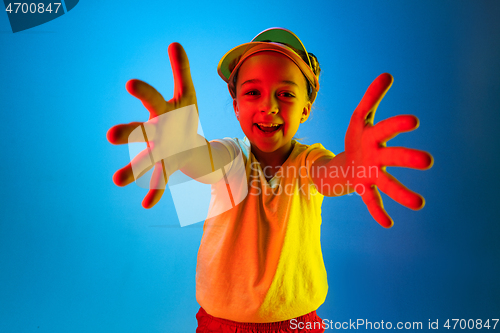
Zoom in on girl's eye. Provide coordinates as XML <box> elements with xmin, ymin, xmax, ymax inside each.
<box><xmin>244</xmin><ymin>90</ymin><xmax>259</xmax><ymax>96</ymax></box>
<box><xmin>279</xmin><ymin>92</ymin><xmax>295</xmax><ymax>98</ymax></box>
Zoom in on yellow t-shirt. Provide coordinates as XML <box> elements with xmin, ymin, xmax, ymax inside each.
<box><xmin>196</xmin><ymin>137</ymin><xmax>335</xmax><ymax>323</ymax></box>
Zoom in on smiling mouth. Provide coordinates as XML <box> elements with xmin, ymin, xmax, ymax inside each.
<box><xmin>255</xmin><ymin>123</ymin><xmax>282</xmax><ymax>133</ymax></box>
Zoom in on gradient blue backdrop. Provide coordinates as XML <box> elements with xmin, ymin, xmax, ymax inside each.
<box><xmin>1</xmin><ymin>1</ymin><xmax>499</xmax><ymax>332</ymax></box>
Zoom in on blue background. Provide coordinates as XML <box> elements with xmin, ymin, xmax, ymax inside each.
<box><xmin>1</xmin><ymin>0</ymin><xmax>499</xmax><ymax>331</ymax></box>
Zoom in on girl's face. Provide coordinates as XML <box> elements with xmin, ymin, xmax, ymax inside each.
<box><xmin>233</xmin><ymin>52</ymin><xmax>311</xmax><ymax>156</ymax></box>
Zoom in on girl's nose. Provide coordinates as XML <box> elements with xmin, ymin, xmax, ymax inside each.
<box><xmin>260</xmin><ymin>95</ymin><xmax>279</xmax><ymax>114</ymax></box>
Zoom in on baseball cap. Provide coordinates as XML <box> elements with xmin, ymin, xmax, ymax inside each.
<box><xmin>217</xmin><ymin>28</ymin><xmax>320</xmax><ymax>103</ymax></box>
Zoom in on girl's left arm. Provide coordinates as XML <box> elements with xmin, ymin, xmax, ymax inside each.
<box><xmin>311</xmin><ymin>151</ymin><xmax>353</xmax><ymax>197</ymax></box>
<box><xmin>311</xmin><ymin>73</ymin><xmax>434</xmax><ymax>228</ymax></box>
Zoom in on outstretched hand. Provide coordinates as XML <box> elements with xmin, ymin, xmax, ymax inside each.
<box><xmin>345</xmin><ymin>73</ymin><xmax>433</xmax><ymax>228</ymax></box>
<box><xmin>106</xmin><ymin>43</ymin><xmax>197</xmax><ymax>209</ymax></box>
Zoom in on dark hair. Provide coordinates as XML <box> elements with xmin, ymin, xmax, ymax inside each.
<box><xmin>231</xmin><ymin>50</ymin><xmax>321</xmax><ymax>102</ymax></box>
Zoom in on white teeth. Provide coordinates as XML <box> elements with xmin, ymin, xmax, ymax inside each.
<box><xmin>257</xmin><ymin>123</ymin><xmax>280</xmax><ymax>128</ymax></box>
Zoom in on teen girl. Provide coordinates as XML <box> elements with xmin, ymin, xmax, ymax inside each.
<box><xmin>107</xmin><ymin>28</ymin><xmax>433</xmax><ymax>332</ymax></box>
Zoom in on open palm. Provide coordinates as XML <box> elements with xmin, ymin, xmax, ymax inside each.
<box><xmin>345</xmin><ymin>73</ymin><xmax>434</xmax><ymax>228</ymax></box>
<box><xmin>106</xmin><ymin>43</ymin><xmax>197</xmax><ymax>208</ymax></box>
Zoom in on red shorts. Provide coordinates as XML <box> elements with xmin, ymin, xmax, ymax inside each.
<box><xmin>196</xmin><ymin>307</ymin><xmax>325</xmax><ymax>333</ymax></box>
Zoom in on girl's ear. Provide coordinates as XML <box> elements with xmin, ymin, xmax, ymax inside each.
<box><xmin>300</xmin><ymin>102</ymin><xmax>312</xmax><ymax>123</ymax></box>
<box><xmin>233</xmin><ymin>99</ymin><xmax>240</xmax><ymax>120</ymax></box>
